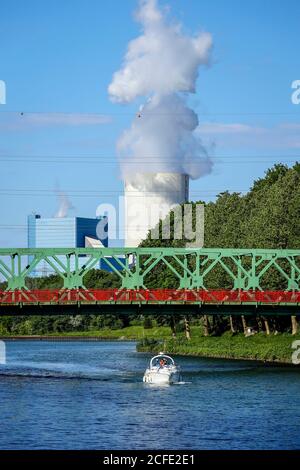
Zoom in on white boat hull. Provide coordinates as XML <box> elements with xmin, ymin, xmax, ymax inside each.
<box><xmin>143</xmin><ymin>367</ymin><xmax>181</xmax><ymax>385</ymax></box>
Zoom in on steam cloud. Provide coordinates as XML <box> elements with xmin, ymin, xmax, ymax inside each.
<box><xmin>108</xmin><ymin>0</ymin><xmax>213</xmax><ymax>180</ymax></box>
<box><xmin>55</xmin><ymin>191</ymin><xmax>74</xmax><ymax>218</ymax></box>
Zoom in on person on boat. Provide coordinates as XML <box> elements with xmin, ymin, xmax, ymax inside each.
<box><xmin>159</xmin><ymin>358</ymin><xmax>166</xmax><ymax>368</ymax></box>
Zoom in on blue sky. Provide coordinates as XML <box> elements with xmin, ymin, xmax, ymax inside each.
<box><xmin>0</xmin><ymin>0</ymin><xmax>300</xmax><ymax>247</ymax></box>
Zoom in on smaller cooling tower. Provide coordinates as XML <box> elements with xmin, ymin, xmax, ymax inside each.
<box><xmin>124</xmin><ymin>172</ymin><xmax>189</xmax><ymax>247</ymax></box>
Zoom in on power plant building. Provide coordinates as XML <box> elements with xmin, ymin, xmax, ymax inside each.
<box><xmin>27</xmin><ymin>215</ymin><xmax>108</xmax><ymax>274</ymax></box>
<box><xmin>28</xmin><ymin>215</ymin><xmax>108</xmax><ymax>249</ymax></box>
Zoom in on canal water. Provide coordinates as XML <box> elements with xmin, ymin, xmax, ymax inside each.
<box><xmin>0</xmin><ymin>340</ymin><xmax>299</xmax><ymax>450</ymax></box>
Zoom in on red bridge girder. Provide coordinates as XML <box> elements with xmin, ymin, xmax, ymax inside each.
<box><xmin>0</xmin><ymin>289</ymin><xmax>300</xmax><ymax>305</ymax></box>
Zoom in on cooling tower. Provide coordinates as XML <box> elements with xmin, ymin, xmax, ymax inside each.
<box><xmin>124</xmin><ymin>173</ymin><xmax>189</xmax><ymax>247</ymax></box>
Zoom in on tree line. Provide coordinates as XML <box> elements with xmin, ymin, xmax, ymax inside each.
<box><xmin>140</xmin><ymin>162</ymin><xmax>300</xmax><ymax>337</ymax></box>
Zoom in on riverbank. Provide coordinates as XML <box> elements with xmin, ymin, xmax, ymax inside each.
<box><xmin>137</xmin><ymin>331</ymin><xmax>300</xmax><ymax>365</ymax></box>
<box><xmin>0</xmin><ymin>325</ymin><xmax>171</xmax><ymax>341</ymax></box>
<box><xmin>1</xmin><ymin>326</ymin><xmax>299</xmax><ymax>364</ymax></box>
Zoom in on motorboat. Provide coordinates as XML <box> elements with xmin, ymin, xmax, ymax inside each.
<box><xmin>143</xmin><ymin>353</ymin><xmax>181</xmax><ymax>385</ymax></box>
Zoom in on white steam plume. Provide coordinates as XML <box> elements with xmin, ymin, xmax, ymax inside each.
<box><xmin>55</xmin><ymin>191</ymin><xmax>74</xmax><ymax>218</ymax></box>
<box><xmin>108</xmin><ymin>0</ymin><xmax>213</xmax><ymax>180</ymax></box>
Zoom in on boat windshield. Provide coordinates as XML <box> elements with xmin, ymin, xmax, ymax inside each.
<box><xmin>150</xmin><ymin>355</ymin><xmax>175</xmax><ymax>368</ymax></box>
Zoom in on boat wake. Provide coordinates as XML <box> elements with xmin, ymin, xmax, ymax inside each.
<box><xmin>0</xmin><ymin>363</ymin><xmax>141</xmax><ymax>382</ymax></box>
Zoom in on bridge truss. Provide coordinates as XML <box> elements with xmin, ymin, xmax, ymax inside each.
<box><xmin>0</xmin><ymin>248</ymin><xmax>299</xmax><ymax>315</ymax></box>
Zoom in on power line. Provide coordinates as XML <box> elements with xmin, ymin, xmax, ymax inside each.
<box><xmin>1</xmin><ymin>110</ymin><xmax>300</xmax><ymax>116</ymax></box>
<box><xmin>0</xmin><ymin>158</ymin><xmax>298</xmax><ymax>165</ymax></box>
<box><xmin>0</xmin><ymin>194</ymin><xmax>246</xmax><ymax>199</ymax></box>
<box><xmin>0</xmin><ymin>154</ymin><xmax>300</xmax><ymax>163</ymax></box>
<box><xmin>0</xmin><ymin>188</ymin><xmax>248</xmax><ymax>193</ymax></box>
<box><xmin>0</xmin><ymin>191</ymin><xmax>249</xmax><ymax>199</ymax></box>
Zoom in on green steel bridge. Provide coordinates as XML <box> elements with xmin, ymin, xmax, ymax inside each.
<box><xmin>0</xmin><ymin>247</ymin><xmax>300</xmax><ymax>316</ymax></box>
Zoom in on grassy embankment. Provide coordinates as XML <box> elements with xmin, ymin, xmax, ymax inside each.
<box><xmin>137</xmin><ymin>330</ymin><xmax>300</xmax><ymax>364</ymax></box>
